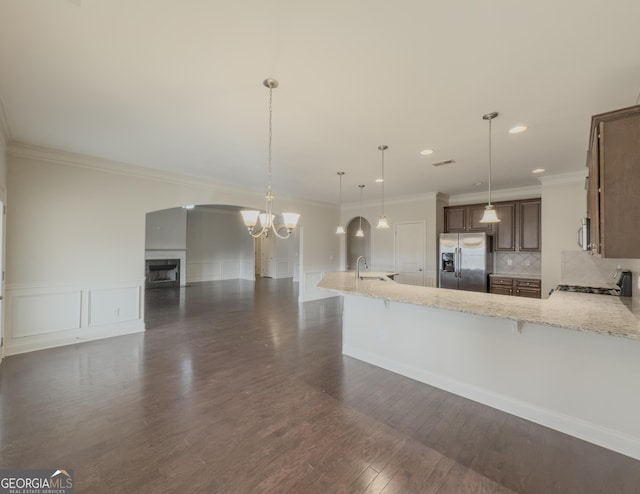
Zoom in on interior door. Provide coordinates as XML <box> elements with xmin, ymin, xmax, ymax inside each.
<box><xmin>394</xmin><ymin>221</ymin><xmax>426</xmax><ymax>286</ymax></box>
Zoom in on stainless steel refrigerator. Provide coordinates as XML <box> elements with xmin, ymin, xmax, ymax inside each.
<box><xmin>439</xmin><ymin>232</ymin><xmax>493</xmax><ymax>292</ymax></box>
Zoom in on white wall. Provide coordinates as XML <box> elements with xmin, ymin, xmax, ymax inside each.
<box><xmin>540</xmin><ymin>173</ymin><xmax>586</xmax><ymax>297</ymax></box>
<box><xmin>340</xmin><ymin>194</ymin><xmax>443</xmax><ymax>287</ymax></box>
<box><xmin>145</xmin><ymin>207</ymin><xmax>187</xmax><ymax>250</ymax></box>
<box><xmin>186</xmin><ymin>206</ymin><xmax>255</xmax><ymax>282</ymax></box>
<box><xmin>5</xmin><ymin>144</ymin><xmax>340</xmax><ymax>354</ymax></box>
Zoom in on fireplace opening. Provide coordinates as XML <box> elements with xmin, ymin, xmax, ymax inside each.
<box><xmin>146</xmin><ymin>259</ymin><xmax>180</xmax><ymax>289</ymax></box>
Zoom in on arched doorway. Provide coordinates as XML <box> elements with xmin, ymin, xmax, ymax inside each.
<box><xmin>346</xmin><ymin>216</ymin><xmax>371</xmax><ymax>270</ymax></box>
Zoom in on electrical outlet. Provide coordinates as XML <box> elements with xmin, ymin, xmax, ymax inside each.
<box><xmin>113</xmin><ymin>307</ymin><xmax>120</xmax><ymax>317</ymax></box>
<box><xmin>525</xmin><ymin>260</ymin><xmax>530</xmax><ymax>266</ymax></box>
<box><xmin>507</xmin><ymin>259</ymin><xmax>513</xmax><ymax>266</ymax></box>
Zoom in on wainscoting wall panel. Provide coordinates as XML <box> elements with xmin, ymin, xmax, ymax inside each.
<box><xmin>88</xmin><ymin>286</ymin><xmax>141</xmax><ymax>326</ymax></box>
<box><xmin>187</xmin><ymin>260</ymin><xmax>258</xmax><ymax>283</ymax></box>
<box><xmin>11</xmin><ymin>290</ymin><xmax>82</xmax><ymax>338</ymax></box>
<box><xmin>5</xmin><ymin>280</ymin><xmax>145</xmax><ymax>356</ymax></box>
<box><xmin>301</xmin><ymin>271</ymin><xmax>333</xmax><ymax>302</ymax></box>
<box><xmin>239</xmin><ymin>260</ymin><xmax>255</xmax><ymax>281</ymax></box>
<box><xmin>221</xmin><ymin>261</ymin><xmax>239</xmax><ymax>278</ymax></box>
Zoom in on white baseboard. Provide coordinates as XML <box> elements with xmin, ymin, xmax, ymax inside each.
<box><xmin>5</xmin><ymin>321</ymin><xmax>145</xmax><ymax>356</ymax></box>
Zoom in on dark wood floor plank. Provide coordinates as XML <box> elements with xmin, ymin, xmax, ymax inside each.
<box><xmin>1</xmin><ymin>278</ymin><xmax>639</xmax><ymax>493</ymax></box>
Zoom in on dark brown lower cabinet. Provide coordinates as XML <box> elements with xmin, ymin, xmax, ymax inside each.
<box><xmin>490</xmin><ymin>277</ymin><xmax>541</xmax><ymax>299</ymax></box>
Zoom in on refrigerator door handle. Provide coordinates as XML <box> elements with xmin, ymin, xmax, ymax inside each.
<box><xmin>454</xmin><ymin>247</ymin><xmax>458</xmax><ymax>278</ymax></box>
<box><xmin>457</xmin><ymin>247</ymin><xmax>462</xmax><ymax>279</ymax></box>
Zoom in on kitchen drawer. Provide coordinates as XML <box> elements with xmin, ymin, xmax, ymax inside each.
<box><xmin>516</xmin><ymin>279</ymin><xmax>541</xmax><ymax>289</ymax></box>
<box><xmin>490</xmin><ymin>285</ymin><xmax>513</xmax><ymax>296</ymax></box>
<box><xmin>515</xmin><ymin>286</ymin><xmax>541</xmax><ymax>298</ymax></box>
<box><xmin>491</xmin><ymin>277</ymin><xmax>513</xmax><ymax>286</ymax></box>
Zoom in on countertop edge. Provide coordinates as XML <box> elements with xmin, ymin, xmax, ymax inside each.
<box><xmin>318</xmin><ymin>272</ymin><xmax>640</xmax><ymax>342</ymax></box>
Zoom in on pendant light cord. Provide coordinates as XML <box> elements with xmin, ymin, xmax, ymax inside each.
<box><xmin>488</xmin><ymin>116</ymin><xmax>492</xmax><ymax>206</ymax></box>
<box><xmin>381</xmin><ymin>148</ymin><xmax>385</xmax><ymax>216</ymax></box>
<box><xmin>267</xmin><ymin>85</ymin><xmax>273</xmax><ymax>199</ymax></box>
<box><xmin>359</xmin><ymin>185</ymin><xmax>364</xmax><ymax>230</ymax></box>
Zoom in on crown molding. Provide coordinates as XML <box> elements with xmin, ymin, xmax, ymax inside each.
<box><xmin>7</xmin><ymin>142</ymin><xmax>336</xmax><ymax>209</ymax></box>
<box><xmin>537</xmin><ymin>171</ymin><xmax>586</xmax><ymax>186</ymax></box>
<box><xmin>448</xmin><ymin>185</ymin><xmax>542</xmax><ymax>206</ymax></box>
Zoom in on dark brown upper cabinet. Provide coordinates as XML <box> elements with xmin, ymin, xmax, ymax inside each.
<box><xmin>444</xmin><ymin>205</ymin><xmax>494</xmax><ymax>233</ymax></box>
<box><xmin>587</xmin><ymin>105</ymin><xmax>640</xmax><ymax>258</ymax></box>
<box><xmin>445</xmin><ymin>199</ymin><xmax>541</xmax><ymax>253</ymax></box>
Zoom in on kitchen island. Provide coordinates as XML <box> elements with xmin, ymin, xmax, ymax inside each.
<box><xmin>318</xmin><ymin>271</ymin><xmax>640</xmax><ymax>460</ymax></box>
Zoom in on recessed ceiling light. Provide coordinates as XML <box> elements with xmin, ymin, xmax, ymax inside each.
<box><xmin>473</xmin><ymin>181</ymin><xmax>484</xmax><ymax>186</ymax></box>
<box><xmin>375</xmin><ymin>178</ymin><xmax>384</xmax><ymax>183</ymax></box>
<box><xmin>509</xmin><ymin>125</ymin><xmax>528</xmax><ymax>134</ymax></box>
<box><xmin>420</xmin><ymin>149</ymin><xmax>434</xmax><ymax>155</ymax></box>
<box><xmin>531</xmin><ymin>168</ymin><xmax>546</xmax><ymax>174</ymax></box>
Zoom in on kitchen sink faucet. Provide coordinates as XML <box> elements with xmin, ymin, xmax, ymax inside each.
<box><xmin>356</xmin><ymin>256</ymin><xmax>368</xmax><ymax>280</ymax></box>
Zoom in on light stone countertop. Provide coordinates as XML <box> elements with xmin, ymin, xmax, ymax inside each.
<box><xmin>318</xmin><ymin>271</ymin><xmax>640</xmax><ymax>341</ymax></box>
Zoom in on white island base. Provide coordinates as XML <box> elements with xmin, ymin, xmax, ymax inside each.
<box><xmin>342</xmin><ymin>294</ymin><xmax>640</xmax><ymax>461</ymax></box>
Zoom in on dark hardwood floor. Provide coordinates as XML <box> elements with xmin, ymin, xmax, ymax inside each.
<box><xmin>1</xmin><ymin>278</ymin><xmax>639</xmax><ymax>493</ymax></box>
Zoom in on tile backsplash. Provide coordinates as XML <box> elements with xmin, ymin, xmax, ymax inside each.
<box><xmin>561</xmin><ymin>251</ymin><xmax>640</xmax><ymax>290</ymax></box>
<box><xmin>495</xmin><ymin>252</ymin><xmax>542</xmax><ymax>276</ymax></box>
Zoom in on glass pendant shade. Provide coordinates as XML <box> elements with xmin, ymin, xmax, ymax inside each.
<box><xmin>376</xmin><ymin>215</ymin><xmax>389</xmax><ymax>229</ymax></box>
<box><xmin>336</xmin><ymin>224</ymin><xmax>345</xmax><ymax>235</ymax></box>
<box><xmin>355</xmin><ymin>228</ymin><xmax>365</xmax><ymax>238</ymax></box>
<box><xmin>259</xmin><ymin>213</ymin><xmax>274</xmax><ymax>228</ymax></box>
<box><xmin>241</xmin><ymin>210</ymin><xmax>260</xmax><ymax>228</ymax></box>
<box><xmin>282</xmin><ymin>212</ymin><xmax>300</xmax><ymax>230</ymax></box>
<box><xmin>479</xmin><ymin>204</ymin><xmax>500</xmax><ymax>223</ymax></box>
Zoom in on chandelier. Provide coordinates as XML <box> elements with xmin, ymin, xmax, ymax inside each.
<box><xmin>240</xmin><ymin>79</ymin><xmax>300</xmax><ymax>238</ymax></box>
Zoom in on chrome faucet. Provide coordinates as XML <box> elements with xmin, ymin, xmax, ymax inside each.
<box><xmin>355</xmin><ymin>256</ymin><xmax>368</xmax><ymax>280</ymax></box>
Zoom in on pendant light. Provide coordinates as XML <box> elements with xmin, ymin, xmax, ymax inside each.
<box><xmin>356</xmin><ymin>185</ymin><xmax>365</xmax><ymax>237</ymax></box>
<box><xmin>479</xmin><ymin>112</ymin><xmax>501</xmax><ymax>224</ymax></box>
<box><xmin>240</xmin><ymin>79</ymin><xmax>300</xmax><ymax>238</ymax></box>
<box><xmin>336</xmin><ymin>172</ymin><xmax>346</xmax><ymax>234</ymax></box>
<box><xmin>376</xmin><ymin>145</ymin><xmax>390</xmax><ymax>229</ymax></box>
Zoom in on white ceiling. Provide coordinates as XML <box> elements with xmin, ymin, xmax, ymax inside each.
<box><xmin>1</xmin><ymin>0</ymin><xmax>639</xmax><ymax>204</ymax></box>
